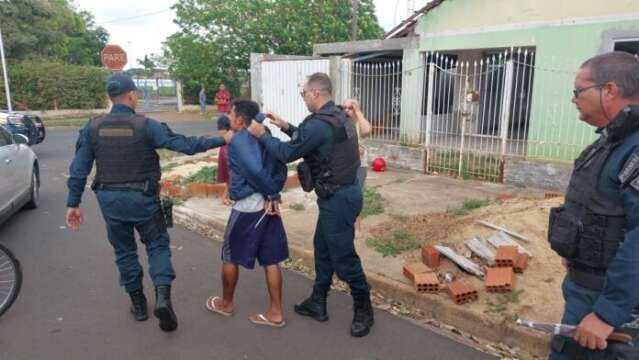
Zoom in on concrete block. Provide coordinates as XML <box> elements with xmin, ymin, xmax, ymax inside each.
<box><xmin>495</xmin><ymin>246</ymin><xmax>518</xmax><ymax>267</ymax></box>
<box><xmin>402</xmin><ymin>262</ymin><xmax>432</xmax><ymax>283</ymax></box>
<box><xmin>446</xmin><ymin>281</ymin><xmax>479</xmax><ymax>305</ymax></box>
<box><xmin>514</xmin><ymin>253</ymin><xmax>528</xmax><ymax>274</ymax></box>
<box><xmin>421</xmin><ymin>244</ymin><xmax>440</xmax><ymax>269</ymax></box>
<box><xmin>485</xmin><ymin>267</ymin><xmax>515</xmax><ymax>292</ymax></box>
<box><xmin>414</xmin><ymin>272</ymin><xmax>440</xmax><ymax>294</ymax></box>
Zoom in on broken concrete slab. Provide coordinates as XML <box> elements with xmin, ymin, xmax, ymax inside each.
<box><xmin>464</xmin><ymin>237</ymin><xmax>496</xmax><ymax>266</ymax></box>
<box><xmin>487</xmin><ymin>231</ymin><xmax>532</xmax><ymax>257</ymax></box>
<box><xmin>434</xmin><ymin>245</ymin><xmax>485</xmax><ymax>278</ymax></box>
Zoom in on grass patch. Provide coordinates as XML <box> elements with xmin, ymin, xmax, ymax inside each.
<box><xmin>185</xmin><ymin>166</ymin><xmax>217</xmax><ymax>184</ymax></box>
<box><xmin>485</xmin><ymin>289</ymin><xmax>524</xmax><ymax>314</ymax></box>
<box><xmin>156</xmin><ymin>149</ymin><xmax>181</xmax><ymax>161</ymax></box>
<box><xmin>161</xmin><ymin>162</ymin><xmax>178</xmax><ymax>172</ymax></box>
<box><xmin>362</xmin><ymin>186</ymin><xmax>384</xmax><ymax>218</ymax></box>
<box><xmin>462</xmin><ymin>198</ymin><xmax>491</xmax><ymax>210</ymax></box>
<box><xmin>429</xmin><ymin>150</ymin><xmax>502</xmax><ymax>181</ymax></box>
<box><xmin>289</xmin><ymin>203</ymin><xmax>305</xmax><ymax>211</ymax></box>
<box><xmin>448</xmin><ymin>198</ymin><xmax>491</xmax><ymax>216</ymax></box>
<box><xmin>43</xmin><ymin>117</ymin><xmax>90</xmax><ymax>127</ymax></box>
<box><xmin>366</xmin><ymin>229</ymin><xmax>420</xmax><ymax>257</ymax></box>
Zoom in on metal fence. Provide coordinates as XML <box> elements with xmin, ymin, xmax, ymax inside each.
<box><xmin>347</xmin><ymin>60</ymin><xmax>403</xmax><ymax>143</ymax></box>
<box><xmin>133</xmin><ymin>77</ymin><xmax>178</xmax><ymax>112</ymax></box>
<box><xmin>347</xmin><ymin>48</ymin><xmax>598</xmax><ymax>182</ymax></box>
<box><xmin>421</xmin><ymin>49</ymin><xmax>536</xmax><ymax>181</ymax></box>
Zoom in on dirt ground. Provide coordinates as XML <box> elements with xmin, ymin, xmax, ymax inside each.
<box><xmin>372</xmin><ymin>195</ymin><xmax>566</xmax><ymax>325</ymax></box>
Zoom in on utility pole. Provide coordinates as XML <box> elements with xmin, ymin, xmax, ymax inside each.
<box><xmin>351</xmin><ymin>0</ymin><xmax>358</xmax><ymax>41</ymax></box>
<box><xmin>0</xmin><ymin>25</ymin><xmax>12</xmax><ymax>112</ymax></box>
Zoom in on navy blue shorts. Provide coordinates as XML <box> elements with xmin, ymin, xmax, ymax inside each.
<box><xmin>221</xmin><ymin>209</ymin><xmax>289</xmax><ymax>269</ymax></box>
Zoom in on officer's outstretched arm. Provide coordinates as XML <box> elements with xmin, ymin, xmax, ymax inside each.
<box><xmin>147</xmin><ymin>119</ymin><xmax>225</xmax><ymax>155</ymax></box>
<box><xmin>253</xmin><ymin>119</ymin><xmax>331</xmax><ymax>164</ymax></box>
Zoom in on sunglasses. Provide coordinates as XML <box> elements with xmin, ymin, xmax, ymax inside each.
<box><xmin>573</xmin><ymin>84</ymin><xmax>602</xmax><ymax>98</ymax></box>
<box><xmin>299</xmin><ymin>88</ymin><xmax>328</xmax><ymax>98</ymax></box>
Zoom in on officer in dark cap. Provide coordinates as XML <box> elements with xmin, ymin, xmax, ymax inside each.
<box><xmin>548</xmin><ymin>52</ymin><xmax>639</xmax><ymax>359</ymax></box>
<box><xmin>65</xmin><ymin>73</ymin><xmax>231</xmax><ymax>332</ymax></box>
<box><xmin>247</xmin><ymin>72</ymin><xmax>374</xmax><ymax>337</ymax></box>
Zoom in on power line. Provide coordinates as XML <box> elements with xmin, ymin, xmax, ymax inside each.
<box><xmin>95</xmin><ymin>8</ymin><xmax>173</xmax><ymax>25</ymax></box>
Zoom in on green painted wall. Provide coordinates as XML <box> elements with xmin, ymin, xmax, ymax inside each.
<box><xmin>419</xmin><ymin>0</ymin><xmax>636</xmax><ymax>34</ymax></box>
<box><xmin>401</xmin><ymin>0</ymin><xmax>639</xmax><ymax>161</ymax></box>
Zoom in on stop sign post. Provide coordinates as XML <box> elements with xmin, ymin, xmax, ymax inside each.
<box><xmin>101</xmin><ymin>45</ymin><xmax>127</xmax><ymax>71</ymax></box>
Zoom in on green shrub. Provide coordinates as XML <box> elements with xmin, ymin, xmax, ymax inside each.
<box><xmin>186</xmin><ymin>166</ymin><xmax>218</xmax><ymax>184</ymax></box>
<box><xmin>0</xmin><ymin>60</ymin><xmax>109</xmax><ymax>110</ymax></box>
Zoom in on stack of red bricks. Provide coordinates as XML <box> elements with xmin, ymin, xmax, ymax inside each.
<box><xmin>402</xmin><ymin>262</ymin><xmax>439</xmax><ymax>294</ymax></box>
<box><xmin>485</xmin><ymin>245</ymin><xmax>528</xmax><ymax>292</ymax></box>
<box><xmin>401</xmin><ymin>244</ymin><xmax>479</xmax><ymax>305</ymax></box>
<box><xmin>402</xmin><ymin>242</ymin><xmax>532</xmax><ymax>305</ymax></box>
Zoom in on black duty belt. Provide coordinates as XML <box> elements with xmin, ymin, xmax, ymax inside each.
<box><xmin>569</xmin><ymin>267</ymin><xmax>606</xmax><ymax>291</ymax></box>
<box><xmin>94</xmin><ymin>181</ymin><xmax>158</xmax><ymax>195</ymax></box>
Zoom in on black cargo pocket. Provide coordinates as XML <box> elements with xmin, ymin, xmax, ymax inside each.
<box><xmin>548</xmin><ymin>206</ymin><xmax>581</xmax><ymax>258</ymax></box>
<box><xmin>135</xmin><ymin>211</ymin><xmax>167</xmax><ymax>244</ymax></box>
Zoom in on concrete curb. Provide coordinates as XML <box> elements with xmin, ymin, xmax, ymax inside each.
<box><xmin>174</xmin><ymin>204</ymin><xmax>550</xmax><ymax>358</ymax></box>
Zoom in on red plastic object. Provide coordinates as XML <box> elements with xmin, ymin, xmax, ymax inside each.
<box><xmin>371</xmin><ymin>157</ymin><xmax>386</xmax><ymax>172</ymax></box>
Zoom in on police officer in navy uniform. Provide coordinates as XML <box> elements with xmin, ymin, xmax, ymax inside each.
<box><xmin>548</xmin><ymin>52</ymin><xmax>639</xmax><ymax>359</ymax></box>
<box><xmin>247</xmin><ymin>73</ymin><xmax>374</xmax><ymax>337</ymax></box>
<box><xmin>65</xmin><ymin>74</ymin><xmax>229</xmax><ymax>332</ymax></box>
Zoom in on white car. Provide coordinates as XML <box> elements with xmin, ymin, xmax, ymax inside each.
<box><xmin>0</xmin><ymin>125</ymin><xmax>39</xmax><ymax>225</ymax></box>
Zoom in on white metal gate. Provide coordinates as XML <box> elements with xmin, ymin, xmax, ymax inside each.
<box><xmin>422</xmin><ymin>49</ymin><xmax>535</xmax><ymax>181</ymax></box>
<box><xmin>260</xmin><ymin>58</ymin><xmax>330</xmax><ymax>139</ymax></box>
<box><xmin>346</xmin><ymin>60</ymin><xmax>403</xmax><ymax>142</ymax></box>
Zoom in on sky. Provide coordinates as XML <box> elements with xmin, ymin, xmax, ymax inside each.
<box><xmin>71</xmin><ymin>0</ymin><xmax>432</xmax><ymax>69</ymax></box>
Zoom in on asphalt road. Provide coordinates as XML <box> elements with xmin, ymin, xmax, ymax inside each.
<box><xmin>0</xmin><ymin>119</ymin><xmax>495</xmax><ymax>360</ymax></box>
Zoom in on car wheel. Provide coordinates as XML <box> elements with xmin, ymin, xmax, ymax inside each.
<box><xmin>24</xmin><ymin>165</ymin><xmax>39</xmax><ymax>210</ymax></box>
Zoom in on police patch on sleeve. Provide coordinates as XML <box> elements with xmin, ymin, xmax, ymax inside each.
<box><xmin>630</xmin><ymin>176</ymin><xmax>639</xmax><ymax>193</ymax></box>
<box><xmin>618</xmin><ymin>153</ymin><xmax>639</xmax><ymax>185</ymax></box>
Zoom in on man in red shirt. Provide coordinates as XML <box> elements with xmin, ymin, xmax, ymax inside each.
<box><xmin>216</xmin><ymin>115</ymin><xmax>232</xmax><ymax>205</ymax></box>
<box><xmin>215</xmin><ymin>84</ymin><xmax>231</xmax><ymax>114</ymax></box>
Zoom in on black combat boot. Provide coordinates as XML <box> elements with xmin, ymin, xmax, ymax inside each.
<box><xmin>129</xmin><ymin>289</ymin><xmax>148</xmax><ymax>321</ymax></box>
<box><xmin>294</xmin><ymin>288</ymin><xmax>328</xmax><ymax>322</ymax></box>
<box><xmin>350</xmin><ymin>296</ymin><xmax>374</xmax><ymax>337</ymax></box>
<box><xmin>153</xmin><ymin>285</ymin><xmax>178</xmax><ymax>332</ymax></box>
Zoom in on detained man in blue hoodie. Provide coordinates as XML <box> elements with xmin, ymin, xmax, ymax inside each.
<box><xmin>205</xmin><ymin>99</ymin><xmax>289</xmax><ymax>327</ymax></box>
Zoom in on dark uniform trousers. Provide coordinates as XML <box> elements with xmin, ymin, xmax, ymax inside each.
<box><xmin>96</xmin><ymin>190</ymin><xmax>175</xmax><ymax>293</ymax></box>
<box><xmin>312</xmin><ymin>183</ymin><xmax>370</xmax><ymax>300</ymax></box>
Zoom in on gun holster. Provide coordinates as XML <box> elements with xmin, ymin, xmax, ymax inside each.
<box><xmin>297</xmin><ymin>161</ymin><xmax>314</xmax><ymax>192</ymax></box>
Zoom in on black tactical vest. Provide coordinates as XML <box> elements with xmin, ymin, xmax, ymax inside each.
<box><xmin>302</xmin><ymin>106</ymin><xmax>360</xmax><ymax>198</ymax></box>
<box><xmin>549</xmin><ymin>106</ymin><xmax>639</xmax><ymax>283</ymax></box>
<box><xmin>88</xmin><ymin>113</ymin><xmax>161</xmax><ymax>185</ymax></box>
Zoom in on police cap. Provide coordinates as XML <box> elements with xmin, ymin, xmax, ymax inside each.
<box><xmin>106</xmin><ymin>74</ymin><xmax>138</xmax><ymax>97</ymax></box>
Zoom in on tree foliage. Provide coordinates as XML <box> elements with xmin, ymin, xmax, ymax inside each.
<box><xmin>0</xmin><ymin>0</ymin><xmax>109</xmax><ymax>66</ymax></box>
<box><xmin>167</xmin><ymin>0</ymin><xmax>383</xmax><ymax>101</ymax></box>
